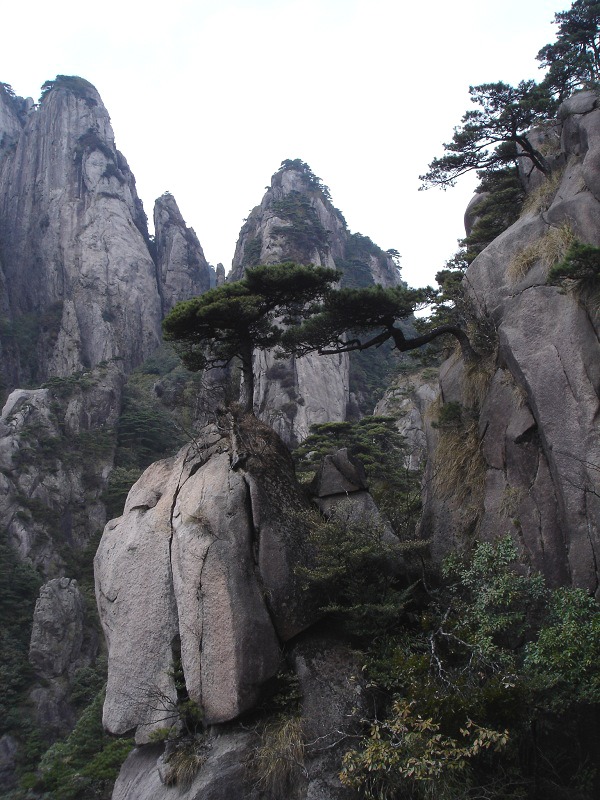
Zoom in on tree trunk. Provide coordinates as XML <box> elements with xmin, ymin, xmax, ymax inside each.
<box><xmin>238</xmin><ymin>351</ymin><xmax>254</xmax><ymax>413</ymax></box>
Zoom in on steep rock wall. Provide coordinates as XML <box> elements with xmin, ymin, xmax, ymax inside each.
<box><xmin>0</xmin><ymin>77</ymin><xmax>210</xmax><ymax>392</ymax></box>
<box><xmin>0</xmin><ymin>77</ymin><xmax>161</xmax><ymax>381</ymax></box>
<box><xmin>230</xmin><ymin>163</ymin><xmax>400</xmax><ymax>445</ymax></box>
<box><xmin>0</xmin><ymin>362</ymin><xmax>124</xmax><ymax>576</ymax></box>
<box><xmin>154</xmin><ymin>192</ymin><xmax>211</xmax><ymax>314</ymax></box>
<box><xmin>422</xmin><ymin>91</ymin><xmax>600</xmax><ymax>596</ymax></box>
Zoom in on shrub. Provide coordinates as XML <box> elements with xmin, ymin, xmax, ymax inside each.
<box><xmin>341</xmin><ymin>538</ymin><xmax>600</xmax><ymax>800</ymax></box>
<box><xmin>507</xmin><ymin>222</ymin><xmax>575</xmax><ymax>282</ymax></box>
<box><xmin>547</xmin><ymin>241</ymin><xmax>600</xmax><ymax>303</ymax></box>
<box><xmin>250</xmin><ymin>715</ymin><xmax>305</xmax><ymax>799</ymax></box>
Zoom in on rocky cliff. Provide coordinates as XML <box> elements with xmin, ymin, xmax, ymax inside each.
<box><xmin>0</xmin><ymin>76</ymin><xmax>211</xmax><ymax>392</ymax></box>
<box><xmin>420</xmin><ymin>91</ymin><xmax>600</xmax><ymax>597</ymax></box>
<box><xmin>230</xmin><ymin>160</ymin><xmax>401</xmax><ymax>445</ymax></box>
<box><xmin>0</xmin><ymin>76</ymin><xmax>215</xmax><ymax>792</ymax></box>
<box><xmin>96</xmin><ymin>414</ymin><xmax>396</xmax><ymax>798</ymax></box>
<box><xmin>154</xmin><ymin>193</ymin><xmax>211</xmax><ymax>315</ymax></box>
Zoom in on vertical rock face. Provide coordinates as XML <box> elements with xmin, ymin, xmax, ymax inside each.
<box><xmin>0</xmin><ymin>361</ymin><xmax>124</xmax><ymax>575</ymax></box>
<box><xmin>28</xmin><ymin>577</ymin><xmax>97</xmax><ymax>735</ymax></box>
<box><xmin>422</xmin><ymin>91</ymin><xmax>600</xmax><ymax>596</ymax></box>
<box><xmin>0</xmin><ymin>83</ymin><xmax>25</xmax><ymax>155</ymax></box>
<box><xmin>0</xmin><ymin>76</ymin><xmax>162</xmax><ymax>381</ymax></box>
<box><xmin>0</xmin><ymin>76</ymin><xmax>211</xmax><ymax>393</ymax></box>
<box><xmin>95</xmin><ymin>413</ymin><xmax>317</xmax><ymax>743</ymax></box>
<box><xmin>230</xmin><ymin>162</ymin><xmax>401</xmax><ymax>445</ymax></box>
<box><xmin>153</xmin><ymin>192</ymin><xmax>212</xmax><ymax>314</ymax></box>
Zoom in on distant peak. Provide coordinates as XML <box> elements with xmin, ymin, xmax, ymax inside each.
<box><xmin>274</xmin><ymin>158</ymin><xmax>331</xmax><ymax>200</ymax></box>
<box><xmin>39</xmin><ymin>75</ymin><xmax>100</xmax><ymax>107</ymax></box>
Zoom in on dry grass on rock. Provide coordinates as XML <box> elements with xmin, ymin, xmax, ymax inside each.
<box><xmin>507</xmin><ymin>223</ymin><xmax>575</xmax><ymax>284</ymax></box>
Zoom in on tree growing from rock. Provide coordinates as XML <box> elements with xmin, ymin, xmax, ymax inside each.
<box><xmin>419</xmin><ymin>81</ymin><xmax>554</xmax><ymax>190</ymax></box>
<box><xmin>162</xmin><ymin>262</ymin><xmax>340</xmax><ymax>412</ymax></box>
<box><xmin>280</xmin><ymin>284</ymin><xmax>478</xmax><ymax>363</ymax></box>
<box><xmin>538</xmin><ymin>0</ymin><xmax>600</xmax><ymax>101</ymax></box>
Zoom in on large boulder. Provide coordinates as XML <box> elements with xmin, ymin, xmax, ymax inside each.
<box><xmin>96</xmin><ymin>413</ymin><xmax>317</xmax><ymax>743</ymax></box>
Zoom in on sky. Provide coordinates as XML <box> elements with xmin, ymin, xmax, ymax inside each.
<box><xmin>2</xmin><ymin>0</ymin><xmax>563</xmax><ymax>289</ymax></box>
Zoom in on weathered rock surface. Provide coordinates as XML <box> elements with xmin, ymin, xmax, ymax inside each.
<box><xmin>374</xmin><ymin>368</ymin><xmax>439</xmax><ymax>471</ymax></box>
<box><xmin>0</xmin><ymin>734</ymin><xmax>18</xmax><ymax>791</ymax></box>
<box><xmin>109</xmin><ymin>634</ymin><xmax>367</xmax><ymax>800</ymax></box>
<box><xmin>96</xmin><ymin>413</ymin><xmax>317</xmax><ymax>743</ymax></box>
<box><xmin>30</xmin><ymin>577</ymin><xmax>88</xmax><ymax>679</ymax></box>
<box><xmin>0</xmin><ymin>77</ymin><xmax>209</xmax><ymax>392</ymax></box>
<box><xmin>28</xmin><ymin>577</ymin><xmax>97</xmax><ymax>735</ymax></box>
<box><xmin>229</xmin><ymin>162</ymin><xmax>401</xmax><ymax>445</ymax></box>
<box><xmin>112</xmin><ymin>735</ymin><xmax>261</xmax><ymax>800</ymax></box>
<box><xmin>0</xmin><ymin>361</ymin><xmax>123</xmax><ymax>576</ymax></box>
<box><xmin>423</xmin><ymin>91</ymin><xmax>600</xmax><ymax>595</ymax></box>
<box><xmin>154</xmin><ymin>193</ymin><xmax>211</xmax><ymax>314</ymax></box>
<box><xmin>310</xmin><ymin>449</ymin><xmax>399</xmax><ymax>557</ymax></box>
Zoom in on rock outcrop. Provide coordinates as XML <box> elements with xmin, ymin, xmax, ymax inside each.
<box><xmin>0</xmin><ymin>361</ymin><xmax>124</xmax><ymax>575</ymax></box>
<box><xmin>154</xmin><ymin>193</ymin><xmax>212</xmax><ymax>314</ymax></box>
<box><xmin>96</xmin><ymin>412</ymin><xmax>317</xmax><ymax>743</ymax></box>
<box><xmin>229</xmin><ymin>161</ymin><xmax>401</xmax><ymax>445</ymax></box>
<box><xmin>374</xmin><ymin>367</ymin><xmax>439</xmax><ymax>472</ymax></box>
<box><xmin>422</xmin><ymin>91</ymin><xmax>600</xmax><ymax>596</ymax></box>
<box><xmin>28</xmin><ymin>577</ymin><xmax>97</xmax><ymax>734</ymax></box>
<box><xmin>0</xmin><ymin>76</ymin><xmax>209</xmax><ymax>393</ymax></box>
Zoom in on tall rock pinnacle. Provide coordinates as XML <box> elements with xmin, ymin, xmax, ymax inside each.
<box><xmin>230</xmin><ymin>159</ymin><xmax>401</xmax><ymax>445</ymax></box>
<box><xmin>0</xmin><ymin>76</ymin><xmax>211</xmax><ymax>393</ymax></box>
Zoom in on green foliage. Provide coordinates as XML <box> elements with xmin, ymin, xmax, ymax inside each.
<box><xmin>243</xmin><ymin>234</ymin><xmax>263</xmax><ymax>267</ymax></box>
<box><xmin>271</xmin><ymin>192</ymin><xmax>329</xmax><ymax>258</ymax></box>
<box><xmin>295</xmin><ymin>416</ymin><xmax>423</xmax><ymax>540</ymax></box>
<box><xmin>295</xmin><ymin>505</ymin><xmax>416</xmax><ymax>636</ymax></box>
<box><xmin>338</xmin><ymin>232</ymin><xmax>399</xmax><ymax>289</ymax></box>
<box><xmin>348</xmin><ymin>339</ymin><xmax>401</xmax><ymax>414</ymax></box>
<box><xmin>277</xmin><ymin>158</ymin><xmax>332</xmax><ymax>199</ymax></box>
<box><xmin>116</xmin><ymin>397</ymin><xmax>181</xmax><ymax>468</ymax></box>
<box><xmin>75</xmin><ymin>129</ymin><xmax>114</xmax><ymax>162</ymax></box>
<box><xmin>40</xmin><ymin>75</ymin><xmax>98</xmax><ymax>107</ymax></box>
<box><xmin>342</xmin><ymin>538</ymin><xmax>600</xmax><ymax>800</ymax></box>
<box><xmin>295</xmin><ymin>416</ymin><xmax>404</xmax><ymax>480</ymax></box>
<box><xmin>0</xmin><ymin>81</ymin><xmax>16</xmax><ymax>100</ymax></box>
<box><xmin>547</xmin><ymin>241</ymin><xmax>600</xmax><ymax>298</ymax></box>
<box><xmin>280</xmin><ymin>284</ymin><xmax>436</xmax><ymax>357</ymax></box>
<box><xmin>102</xmin><ymin>466</ymin><xmax>143</xmax><ymax>518</ymax></box>
<box><xmin>163</xmin><ymin>262</ymin><xmax>340</xmax><ymax>409</ymax></box>
<box><xmin>0</xmin><ymin>302</ymin><xmax>64</xmax><ymax>392</ymax></box>
<box><xmin>537</xmin><ymin>1</ymin><xmax>600</xmax><ymax>100</ymax></box>
<box><xmin>524</xmin><ymin>587</ymin><xmax>600</xmax><ymax>709</ymax></box>
<box><xmin>462</xmin><ymin>167</ymin><xmax>526</xmax><ymax>262</ymax></box>
<box><xmin>0</xmin><ymin>530</ymin><xmax>42</xmax><ymax>739</ymax></box>
<box><xmin>420</xmin><ymin>81</ymin><xmax>554</xmax><ymax>190</ymax></box>
<box><xmin>29</xmin><ymin>689</ymin><xmax>133</xmax><ymax>800</ymax></box>
<box><xmin>341</xmin><ymin>699</ymin><xmax>509</xmax><ymax>800</ymax></box>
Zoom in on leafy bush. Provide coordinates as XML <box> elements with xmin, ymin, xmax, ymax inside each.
<box><xmin>295</xmin><ymin>505</ymin><xmax>416</xmax><ymax>637</ymax></box>
<box><xmin>341</xmin><ymin>538</ymin><xmax>600</xmax><ymax>800</ymax></box>
<box><xmin>548</xmin><ymin>241</ymin><xmax>600</xmax><ymax>300</ymax></box>
<box><xmin>0</xmin><ymin>529</ymin><xmax>42</xmax><ymax>741</ymax></box>
<box><xmin>28</xmin><ymin>690</ymin><xmax>133</xmax><ymax>800</ymax></box>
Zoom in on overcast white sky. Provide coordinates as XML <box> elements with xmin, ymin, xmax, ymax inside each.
<box><xmin>3</xmin><ymin>0</ymin><xmax>562</xmax><ymax>288</ymax></box>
